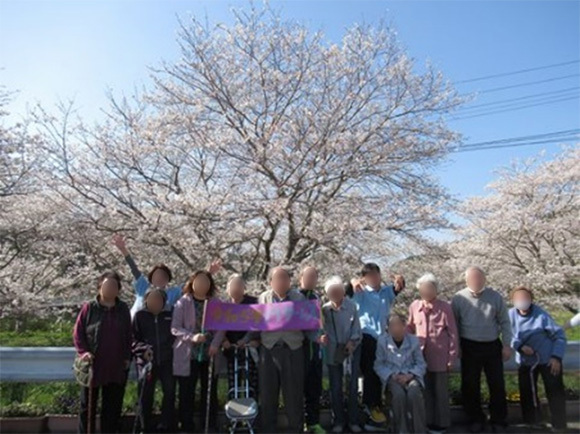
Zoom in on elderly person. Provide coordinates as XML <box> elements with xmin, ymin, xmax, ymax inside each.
<box><xmin>374</xmin><ymin>313</ymin><xmax>427</xmax><ymax>434</ymax></box>
<box><xmin>451</xmin><ymin>266</ymin><xmax>512</xmax><ymax>433</ymax></box>
<box><xmin>213</xmin><ymin>274</ymin><xmax>260</xmax><ymax>399</ymax></box>
<box><xmin>320</xmin><ymin>276</ymin><xmax>362</xmax><ymax>433</ymax></box>
<box><xmin>172</xmin><ymin>270</ymin><xmax>220</xmax><ymax>432</ymax></box>
<box><xmin>299</xmin><ymin>266</ymin><xmax>326</xmax><ymax>434</ymax></box>
<box><xmin>73</xmin><ymin>271</ymin><xmax>131</xmax><ymax>434</ymax></box>
<box><xmin>258</xmin><ymin>266</ymin><xmax>316</xmax><ymax>433</ymax></box>
<box><xmin>407</xmin><ymin>273</ymin><xmax>458</xmax><ymax>433</ymax></box>
<box><xmin>509</xmin><ymin>286</ymin><xmax>567</xmax><ymax>431</ymax></box>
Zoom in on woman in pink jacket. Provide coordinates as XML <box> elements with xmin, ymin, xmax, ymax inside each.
<box><xmin>171</xmin><ymin>270</ymin><xmax>221</xmax><ymax>433</ymax></box>
<box><xmin>407</xmin><ymin>273</ymin><xmax>459</xmax><ymax>433</ymax></box>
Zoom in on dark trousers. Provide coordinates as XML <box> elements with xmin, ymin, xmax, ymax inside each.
<box><xmin>137</xmin><ymin>362</ymin><xmax>176</xmax><ymax>432</ymax></box>
<box><xmin>78</xmin><ymin>382</ymin><xmax>126</xmax><ymax>433</ymax></box>
<box><xmin>259</xmin><ymin>344</ymin><xmax>305</xmax><ymax>433</ymax></box>
<box><xmin>328</xmin><ymin>345</ymin><xmax>361</xmax><ymax>426</ymax></box>
<box><xmin>304</xmin><ymin>341</ymin><xmax>323</xmax><ymax>425</ymax></box>
<box><xmin>460</xmin><ymin>338</ymin><xmax>507</xmax><ymax>425</ymax></box>
<box><xmin>424</xmin><ymin>371</ymin><xmax>451</xmax><ymax>429</ymax></box>
<box><xmin>360</xmin><ymin>334</ymin><xmax>382</xmax><ymax>408</ymax></box>
<box><xmin>518</xmin><ymin>363</ymin><xmax>567</xmax><ymax>429</ymax></box>
<box><xmin>177</xmin><ymin>360</ymin><xmax>218</xmax><ymax>432</ymax></box>
<box><xmin>225</xmin><ymin>347</ymin><xmax>259</xmax><ymax>399</ymax></box>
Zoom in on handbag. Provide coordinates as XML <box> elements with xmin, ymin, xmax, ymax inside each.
<box><xmin>331</xmin><ymin>310</ymin><xmax>348</xmax><ymax>365</ymax></box>
<box><xmin>73</xmin><ymin>355</ymin><xmax>93</xmax><ymax>388</ymax></box>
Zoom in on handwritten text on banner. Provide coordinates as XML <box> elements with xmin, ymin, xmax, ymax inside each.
<box><xmin>204</xmin><ymin>299</ymin><xmax>321</xmax><ymax>331</ymax></box>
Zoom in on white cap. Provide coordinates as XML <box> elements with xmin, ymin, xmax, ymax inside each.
<box><xmin>324</xmin><ymin>275</ymin><xmax>345</xmax><ymax>293</ymax></box>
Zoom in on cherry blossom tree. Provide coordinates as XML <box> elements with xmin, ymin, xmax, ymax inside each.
<box><xmin>397</xmin><ymin>147</ymin><xmax>580</xmax><ymax>309</ymax></box>
<box><xmin>31</xmin><ymin>7</ymin><xmax>461</xmax><ymax>277</ymax></box>
<box><xmin>2</xmin><ymin>5</ymin><xmax>464</xmax><ymax>317</ymax></box>
<box><xmin>453</xmin><ymin>147</ymin><xmax>579</xmax><ymax>307</ymax></box>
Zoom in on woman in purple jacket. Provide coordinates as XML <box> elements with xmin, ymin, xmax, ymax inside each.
<box><xmin>73</xmin><ymin>271</ymin><xmax>132</xmax><ymax>434</ymax></box>
<box><xmin>171</xmin><ymin>270</ymin><xmax>221</xmax><ymax>432</ymax></box>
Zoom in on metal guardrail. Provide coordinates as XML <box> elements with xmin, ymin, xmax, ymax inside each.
<box><xmin>0</xmin><ymin>342</ymin><xmax>579</xmax><ymax>382</ymax></box>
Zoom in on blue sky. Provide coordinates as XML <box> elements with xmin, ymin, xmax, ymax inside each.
<box><xmin>1</xmin><ymin>0</ymin><xmax>579</xmax><ymax>200</ymax></box>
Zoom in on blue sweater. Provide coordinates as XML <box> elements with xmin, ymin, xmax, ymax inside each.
<box><xmin>353</xmin><ymin>284</ymin><xmax>396</xmax><ymax>339</ymax></box>
<box><xmin>130</xmin><ymin>275</ymin><xmax>183</xmax><ymax>317</ymax></box>
<box><xmin>509</xmin><ymin>304</ymin><xmax>566</xmax><ymax>366</ymax></box>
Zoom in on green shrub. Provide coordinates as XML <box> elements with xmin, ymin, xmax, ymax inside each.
<box><xmin>0</xmin><ymin>402</ymin><xmax>48</xmax><ymax>418</ymax></box>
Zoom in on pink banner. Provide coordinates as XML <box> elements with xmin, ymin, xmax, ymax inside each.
<box><xmin>204</xmin><ymin>299</ymin><xmax>321</xmax><ymax>331</ymax></box>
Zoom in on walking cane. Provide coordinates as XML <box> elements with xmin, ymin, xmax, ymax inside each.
<box><xmin>133</xmin><ymin>361</ymin><xmax>153</xmax><ymax>434</ymax></box>
<box><xmin>205</xmin><ymin>355</ymin><xmax>214</xmax><ymax>434</ymax></box>
<box><xmin>530</xmin><ymin>353</ymin><xmax>541</xmax><ymax>411</ymax></box>
<box><xmin>87</xmin><ymin>362</ymin><xmax>94</xmax><ymax>434</ymax></box>
<box><xmin>198</xmin><ymin>299</ymin><xmax>209</xmax><ymax>362</ymax></box>
<box><xmin>198</xmin><ymin>298</ymin><xmax>211</xmax><ymax>432</ymax></box>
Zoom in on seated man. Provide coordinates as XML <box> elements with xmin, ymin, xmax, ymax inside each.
<box><xmin>374</xmin><ymin>313</ymin><xmax>427</xmax><ymax>434</ymax></box>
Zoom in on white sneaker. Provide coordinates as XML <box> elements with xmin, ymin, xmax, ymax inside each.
<box><xmin>349</xmin><ymin>424</ymin><xmax>362</xmax><ymax>433</ymax></box>
<box><xmin>331</xmin><ymin>425</ymin><xmax>343</xmax><ymax>433</ymax></box>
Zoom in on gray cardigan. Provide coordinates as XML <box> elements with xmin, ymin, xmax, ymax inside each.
<box><xmin>374</xmin><ymin>333</ymin><xmax>427</xmax><ymax>387</ymax></box>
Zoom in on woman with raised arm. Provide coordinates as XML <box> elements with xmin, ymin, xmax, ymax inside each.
<box><xmin>111</xmin><ymin>234</ymin><xmax>221</xmax><ymax>316</ymax></box>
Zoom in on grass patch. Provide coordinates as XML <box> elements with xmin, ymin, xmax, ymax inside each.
<box><xmin>1</xmin><ymin>373</ymin><xmax>578</xmax><ymax>417</ymax></box>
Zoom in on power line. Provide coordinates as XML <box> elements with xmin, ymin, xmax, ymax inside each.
<box><xmin>451</xmin><ymin>95</ymin><xmax>579</xmax><ymax>120</ymax></box>
<box><xmin>451</xmin><ymin>136</ymin><xmax>579</xmax><ymax>153</ymax></box>
<box><xmin>458</xmin><ymin>87</ymin><xmax>579</xmax><ymax>112</ymax></box>
<box><xmin>476</xmin><ymin>74</ymin><xmax>580</xmax><ymax>94</ymax></box>
<box><xmin>455</xmin><ymin>92</ymin><xmax>580</xmax><ymax>117</ymax></box>
<box><xmin>450</xmin><ymin>129</ymin><xmax>580</xmax><ymax>153</ymax></box>
<box><xmin>457</xmin><ymin>129</ymin><xmax>580</xmax><ymax>148</ymax></box>
<box><xmin>456</xmin><ymin>60</ymin><xmax>580</xmax><ymax>84</ymax></box>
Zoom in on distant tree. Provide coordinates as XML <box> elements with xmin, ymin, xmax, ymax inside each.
<box><xmin>396</xmin><ymin>147</ymin><xmax>580</xmax><ymax>309</ymax></box>
<box><xmin>454</xmin><ymin>147</ymin><xmax>579</xmax><ymax>307</ymax></box>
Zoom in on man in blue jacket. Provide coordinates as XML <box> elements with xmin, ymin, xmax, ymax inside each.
<box><xmin>352</xmin><ymin>263</ymin><xmax>405</xmax><ymax>431</ymax></box>
<box><xmin>509</xmin><ymin>286</ymin><xmax>567</xmax><ymax>431</ymax></box>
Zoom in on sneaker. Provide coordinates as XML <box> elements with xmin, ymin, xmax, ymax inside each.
<box><xmin>369</xmin><ymin>407</ymin><xmax>387</xmax><ymax>424</ymax></box>
<box><xmin>348</xmin><ymin>424</ymin><xmax>362</xmax><ymax>433</ymax></box>
<box><xmin>308</xmin><ymin>424</ymin><xmax>327</xmax><ymax>434</ymax></box>
<box><xmin>331</xmin><ymin>425</ymin><xmax>343</xmax><ymax>433</ymax></box>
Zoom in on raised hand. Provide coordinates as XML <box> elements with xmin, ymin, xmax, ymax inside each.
<box><xmin>391</xmin><ymin>274</ymin><xmax>406</xmax><ymax>293</ymax></box>
<box><xmin>111</xmin><ymin>233</ymin><xmax>129</xmax><ymax>256</ymax></box>
<box><xmin>351</xmin><ymin>278</ymin><xmax>364</xmax><ymax>293</ymax></box>
<box><xmin>208</xmin><ymin>258</ymin><xmax>222</xmax><ymax>275</ymax></box>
